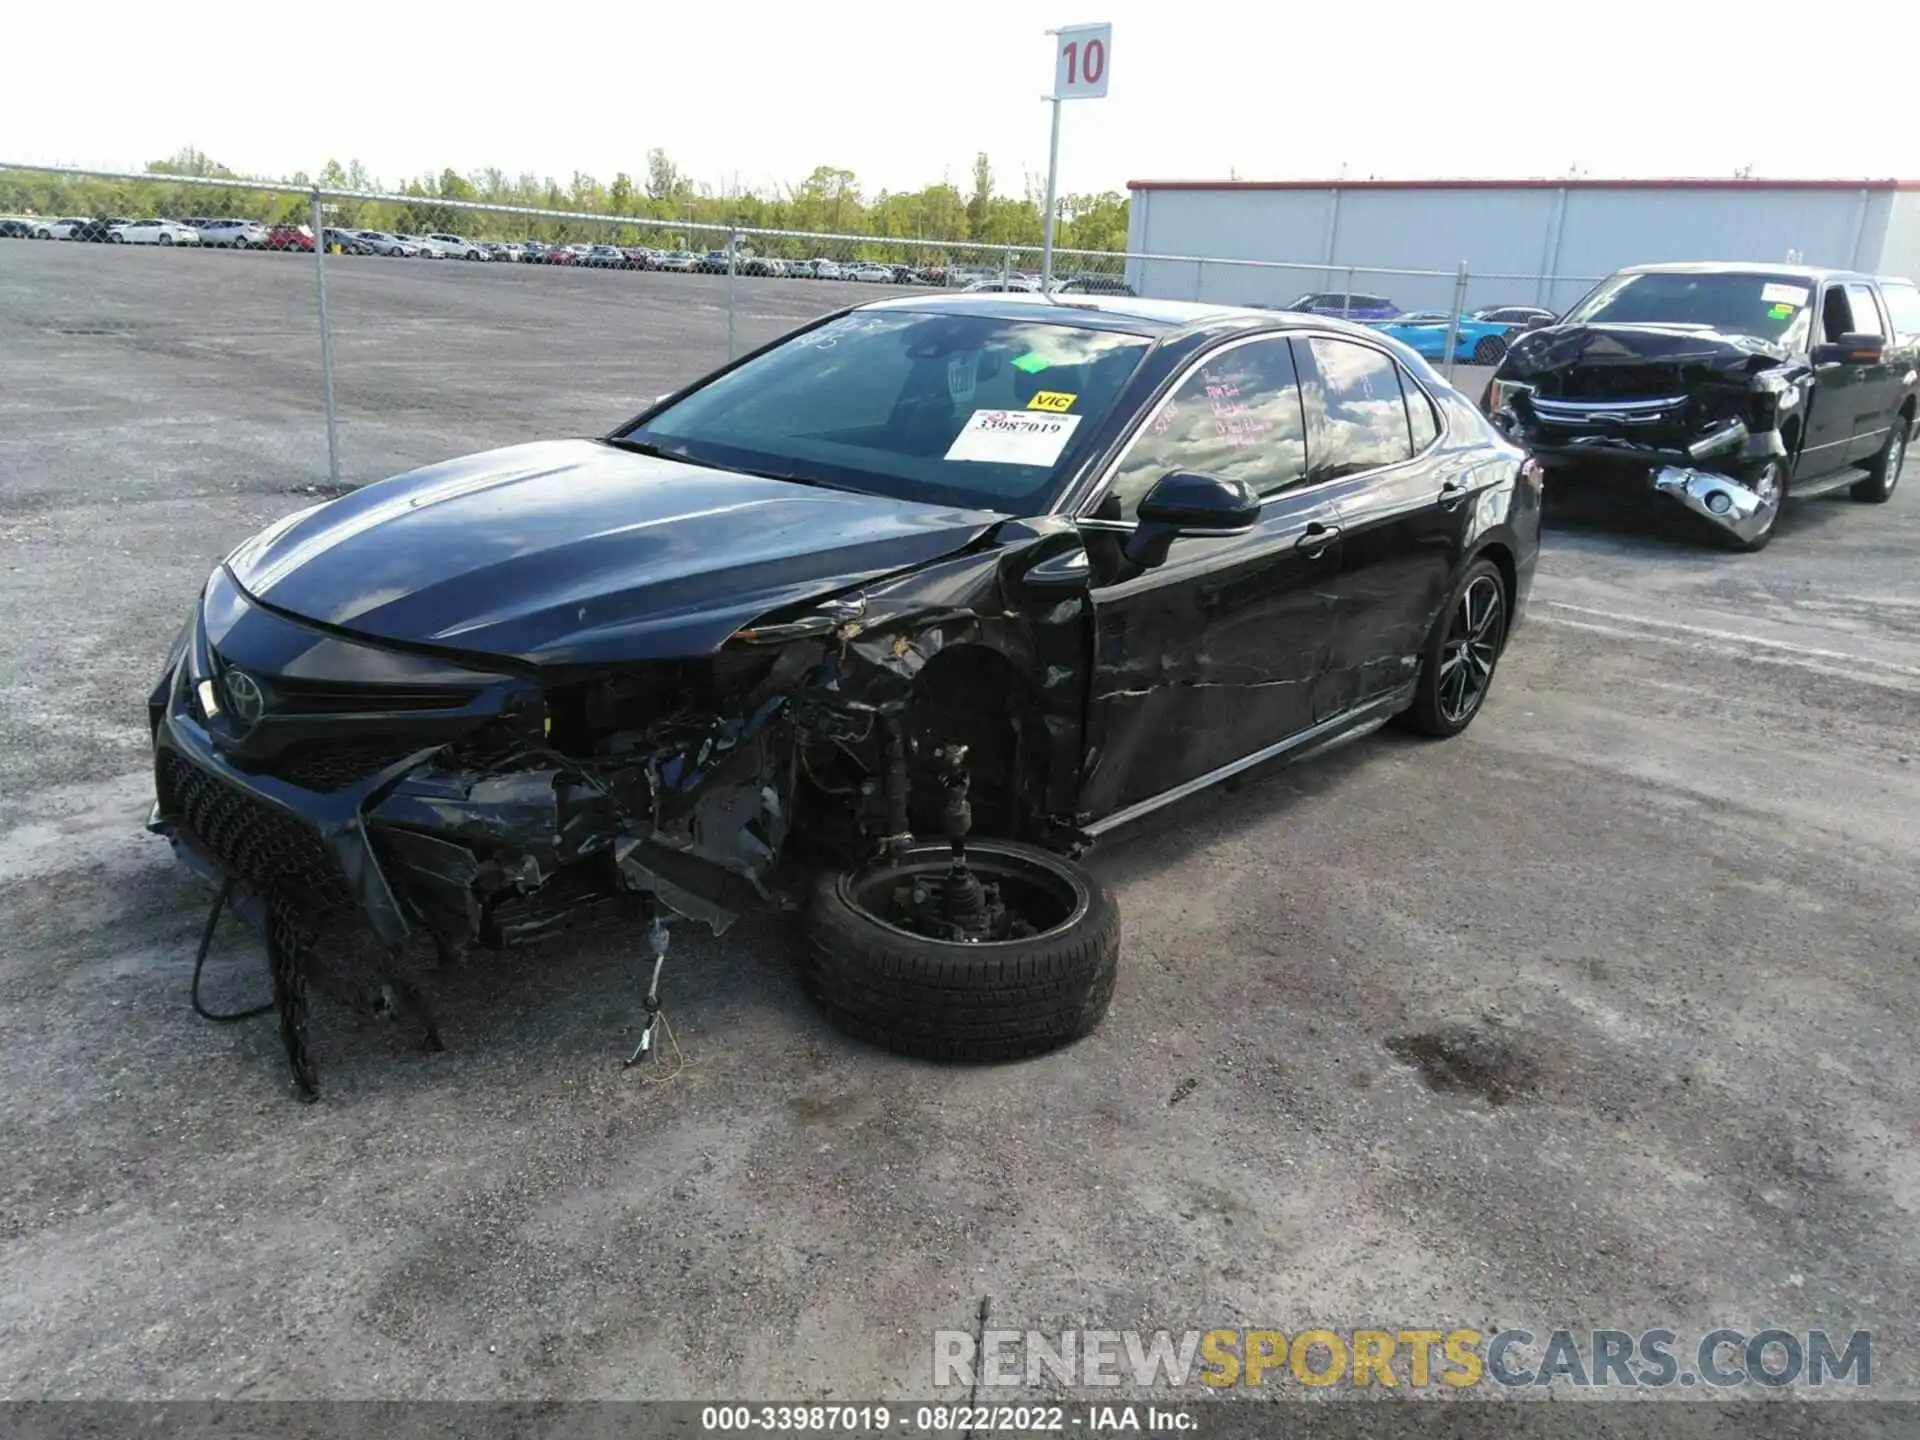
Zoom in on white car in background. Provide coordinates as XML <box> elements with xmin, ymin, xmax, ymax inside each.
<box><xmin>110</xmin><ymin>219</ymin><xmax>202</xmax><ymax>246</ymax></box>
<box><xmin>844</xmin><ymin>262</ymin><xmax>894</xmax><ymax>283</ymax></box>
<box><xmin>196</xmin><ymin>219</ymin><xmax>269</xmax><ymax>249</ymax></box>
<box><xmin>395</xmin><ymin>233</ymin><xmax>446</xmax><ymax>257</ymax></box>
<box><xmin>425</xmin><ymin>232</ymin><xmax>488</xmax><ymax>260</ymax></box>
<box><xmin>44</xmin><ymin>217</ymin><xmax>92</xmax><ymax>240</ymax></box>
<box><xmin>810</xmin><ymin>258</ymin><xmax>845</xmax><ymax>281</ymax></box>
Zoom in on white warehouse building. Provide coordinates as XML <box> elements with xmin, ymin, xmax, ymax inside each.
<box><xmin>1121</xmin><ymin>178</ymin><xmax>1920</xmax><ymax>315</ymax></box>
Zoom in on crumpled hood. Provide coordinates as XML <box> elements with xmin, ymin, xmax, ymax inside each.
<box><xmin>1500</xmin><ymin>323</ymin><xmax>1792</xmax><ymax>379</ymax></box>
<box><xmin>226</xmin><ymin>439</ymin><xmax>1003</xmax><ymax>665</ymax></box>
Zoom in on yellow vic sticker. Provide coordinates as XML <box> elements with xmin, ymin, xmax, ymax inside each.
<box><xmin>1027</xmin><ymin>390</ymin><xmax>1077</xmax><ymax>413</ymax></box>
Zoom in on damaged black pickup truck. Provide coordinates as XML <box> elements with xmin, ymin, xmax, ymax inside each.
<box><xmin>150</xmin><ymin>295</ymin><xmax>1539</xmax><ymax>1097</ymax></box>
<box><xmin>1484</xmin><ymin>263</ymin><xmax>1919</xmax><ymax>551</ymax></box>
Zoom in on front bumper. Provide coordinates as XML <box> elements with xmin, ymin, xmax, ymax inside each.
<box><xmin>149</xmin><ymin>584</ymin><xmax>794</xmax><ymax>950</ymax></box>
<box><xmin>1507</xmin><ymin>417</ymin><xmax>1783</xmax><ymax>541</ymax></box>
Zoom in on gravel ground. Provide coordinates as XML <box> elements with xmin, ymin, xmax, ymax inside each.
<box><xmin>2</xmin><ymin>242</ymin><xmax>1916</xmax><ymax>1405</ymax></box>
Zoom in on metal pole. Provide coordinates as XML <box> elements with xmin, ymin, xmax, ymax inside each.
<box><xmin>1441</xmin><ymin>261</ymin><xmax>1469</xmax><ymax>379</ymax></box>
<box><xmin>1040</xmin><ymin>95</ymin><xmax>1062</xmax><ymax>289</ymax></box>
<box><xmin>1342</xmin><ymin>266</ymin><xmax>1355</xmax><ymax>320</ymax></box>
<box><xmin>1002</xmin><ymin>245</ymin><xmax>1013</xmax><ymax>287</ymax></box>
<box><xmin>725</xmin><ymin>226</ymin><xmax>739</xmax><ymax>362</ymax></box>
<box><xmin>310</xmin><ymin>189</ymin><xmax>341</xmax><ymax>488</ymax></box>
<box><xmin>1195</xmin><ymin>259</ymin><xmax>1205</xmax><ymax>304</ymax></box>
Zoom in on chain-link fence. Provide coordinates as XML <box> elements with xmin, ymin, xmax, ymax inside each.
<box><xmin>1</xmin><ymin>161</ymin><xmax>1606</xmax><ymax>487</ymax></box>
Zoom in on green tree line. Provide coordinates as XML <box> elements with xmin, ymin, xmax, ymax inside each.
<box><xmin>0</xmin><ymin>148</ymin><xmax>1131</xmax><ymax>257</ymax></box>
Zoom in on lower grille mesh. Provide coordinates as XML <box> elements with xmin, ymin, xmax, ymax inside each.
<box><xmin>160</xmin><ymin>752</ymin><xmax>351</xmax><ymax>909</ymax></box>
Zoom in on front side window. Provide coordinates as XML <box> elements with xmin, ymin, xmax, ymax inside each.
<box><xmin>1844</xmin><ymin>284</ymin><xmax>1884</xmax><ymax>338</ymax></box>
<box><xmin>1301</xmin><ymin>337</ymin><xmax>1414</xmax><ymax>480</ymax></box>
<box><xmin>618</xmin><ymin>310</ymin><xmax>1152</xmax><ymax>515</ymax></box>
<box><xmin>1095</xmin><ymin>336</ymin><xmax>1309</xmax><ymax>521</ymax></box>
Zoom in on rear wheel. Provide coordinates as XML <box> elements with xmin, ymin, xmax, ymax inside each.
<box><xmin>1851</xmin><ymin>419</ymin><xmax>1908</xmax><ymax>503</ymax></box>
<box><xmin>1397</xmin><ymin>558</ymin><xmax>1508</xmax><ymax>738</ymax></box>
<box><xmin>802</xmin><ymin>839</ymin><xmax>1119</xmax><ymax>1061</ymax></box>
<box><xmin>158</xmin><ymin>233</ymin><xmax>173</xmax><ymax>246</ymax></box>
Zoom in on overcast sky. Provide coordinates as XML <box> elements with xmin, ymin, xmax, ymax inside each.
<box><xmin>10</xmin><ymin>0</ymin><xmax>1913</xmax><ymax>199</ymax></box>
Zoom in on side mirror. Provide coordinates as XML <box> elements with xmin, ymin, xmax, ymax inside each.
<box><xmin>1814</xmin><ymin>333</ymin><xmax>1885</xmax><ymax>365</ymax></box>
<box><xmin>1123</xmin><ymin>471</ymin><xmax>1262</xmax><ymax>570</ymax></box>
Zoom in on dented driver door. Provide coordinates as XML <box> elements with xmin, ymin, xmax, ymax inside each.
<box><xmin>1073</xmin><ymin>333</ymin><xmax>1342</xmax><ymax>820</ymax></box>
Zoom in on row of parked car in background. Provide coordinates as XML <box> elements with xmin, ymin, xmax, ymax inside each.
<box><xmin>0</xmin><ymin>212</ymin><xmax>1136</xmax><ymax>291</ymax></box>
<box><xmin>4</xmin><ymin>215</ymin><xmax>1546</xmax><ymax>337</ymax></box>
<box><xmin>2</xmin><ymin>212</ymin><xmax>1146</xmax><ymax>295</ymax></box>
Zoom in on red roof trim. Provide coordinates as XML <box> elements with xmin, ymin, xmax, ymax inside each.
<box><xmin>1126</xmin><ymin>177</ymin><xmax>1918</xmax><ymax>193</ymax></box>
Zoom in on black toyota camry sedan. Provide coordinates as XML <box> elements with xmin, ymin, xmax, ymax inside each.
<box><xmin>150</xmin><ymin>294</ymin><xmax>1540</xmax><ymax>1095</ymax></box>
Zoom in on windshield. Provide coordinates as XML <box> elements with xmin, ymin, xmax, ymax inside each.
<box><xmin>1562</xmin><ymin>271</ymin><xmax>1814</xmax><ymax>342</ymax></box>
<box><xmin>616</xmin><ymin>309</ymin><xmax>1153</xmax><ymax>514</ymax></box>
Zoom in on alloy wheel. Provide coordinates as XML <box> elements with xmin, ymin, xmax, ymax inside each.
<box><xmin>1437</xmin><ymin>575</ymin><xmax>1505</xmax><ymax>724</ymax></box>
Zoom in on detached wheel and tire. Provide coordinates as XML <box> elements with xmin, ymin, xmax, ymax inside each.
<box><xmin>802</xmin><ymin>839</ymin><xmax>1119</xmax><ymax>1061</ymax></box>
<box><xmin>1398</xmin><ymin>558</ymin><xmax>1508</xmax><ymax>738</ymax></box>
<box><xmin>1851</xmin><ymin>420</ymin><xmax>1908</xmax><ymax>504</ymax></box>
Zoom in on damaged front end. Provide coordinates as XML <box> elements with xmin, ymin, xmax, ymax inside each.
<box><xmin>148</xmin><ymin>532</ymin><xmax>1089</xmax><ymax>1090</ymax></box>
<box><xmin>1487</xmin><ymin>323</ymin><xmax>1808</xmax><ymax>541</ymax></box>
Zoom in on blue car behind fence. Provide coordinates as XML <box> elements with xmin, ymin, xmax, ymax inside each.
<box><xmin>1368</xmin><ymin>311</ymin><xmax>1515</xmax><ymax>364</ymax></box>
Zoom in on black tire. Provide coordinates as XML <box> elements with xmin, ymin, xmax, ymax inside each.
<box><xmin>1472</xmin><ymin>335</ymin><xmax>1506</xmax><ymax>365</ymax></box>
<box><xmin>802</xmin><ymin>839</ymin><xmax>1119</xmax><ymax>1062</ymax></box>
<box><xmin>1850</xmin><ymin>418</ymin><xmax>1909</xmax><ymax>504</ymax></box>
<box><xmin>1396</xmin><ymin>557</ymin><xmax>1509</xmax><ymax>738</ymax></box>
<box><xmin>158</xmin><ymin>233</ymin><xmax>172</xmax><ymax>246</ymax></box>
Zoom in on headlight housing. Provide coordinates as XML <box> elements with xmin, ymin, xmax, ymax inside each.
<box><xmin>1488</xmin><ymin>379</ymin><xmax>1533</xmax><ymax>417</ymax></box>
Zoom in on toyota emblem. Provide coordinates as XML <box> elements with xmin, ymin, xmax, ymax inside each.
<box><xmin>223</xmin><ymin>669</ymin><xmax>266</xmax><ymax>726</ymax></box>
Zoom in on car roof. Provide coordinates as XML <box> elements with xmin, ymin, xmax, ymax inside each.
<box><xmin>1618</xmin><ymin>260</ymin><xmax>1881</xmax><ymax>284</ymax></box>
<box><xmin>858</xmin><ymin>290</ymin><xmax>1310</xmax><ymax>336</ymax></box>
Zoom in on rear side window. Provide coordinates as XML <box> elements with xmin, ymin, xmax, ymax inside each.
<box><xmin>1881</xmin><ymin>282</ymin><xmax>1920</xmax><ymax>344</ymax></box>
<box><xmin>1096</xmin><ymin>336</ymin><xmax>1309</xmax><ymax>519</ymax></box>
<box><xmin>1844</xmin><ymin>284</ymin><xmax>1884</xmax><ymax>337</ymax></box>
<box><xmin>1405</xmin><ymin>375</ymin><xmax>1440</xmax><ymax>451</ymax></box>
<box><xmin>1301</xmin><ymin>337</ymin><xmax>1414</xmax><ymax>480</ymax></box>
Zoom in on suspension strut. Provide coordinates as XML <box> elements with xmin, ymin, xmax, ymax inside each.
<box><xmin>937</xmin><ymin>743</ymin><xmax>990</xmax><ymax>938</ymax></box>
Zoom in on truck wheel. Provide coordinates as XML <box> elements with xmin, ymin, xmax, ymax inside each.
<box><xmin>1850</xmin><ymin>420</ymin><xmax>1908</xmax><ymax>504</ymax></box>
<box><xmin>802</xmin><ymin>839</ymin><xmax>1119</xmax><ymax>1061</ymax></box>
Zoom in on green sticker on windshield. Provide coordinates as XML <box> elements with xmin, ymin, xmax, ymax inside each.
<box><xmin>1768</xmin><ymin>303</ymin><xmax>1793</xmax><ymax>320</ymax></box>
<box><xmin>1010</xmin><ymin>352</ymin><xmax>1052</xmax><ymax>374</ymax></box>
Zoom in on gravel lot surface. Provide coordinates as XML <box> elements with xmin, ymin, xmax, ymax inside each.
<box><xmin>2</xmin><ymin>242</ymin><xmax>1916</xmax><ymax>1404</ymax></box>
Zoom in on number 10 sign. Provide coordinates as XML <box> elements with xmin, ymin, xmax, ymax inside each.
<box><xmin>1051</xmin><ymin>22</ymin><xmax>1111</xmax><ymax>100</ymax></box>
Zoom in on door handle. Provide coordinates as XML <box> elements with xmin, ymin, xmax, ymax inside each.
<box><xmin>1294</xmin><ymin>521</ymin><xmax>1340</xmax><ymax>557</ymax></box>
<box><xmin>1438</xmin><ymin>479</ymin><xmax>1469</xmax><ymax>507</ymax></box>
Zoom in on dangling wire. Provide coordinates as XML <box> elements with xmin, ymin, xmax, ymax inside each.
<box><xmin>642</xmin><ymin>1009</ymin><xmax>686</xmax><ymax>1086</ymax></box>
<box><xmin>190</xmin><ymin>878</ymin><xmax>275</xmax><ymax>1023</ymax></box>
